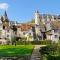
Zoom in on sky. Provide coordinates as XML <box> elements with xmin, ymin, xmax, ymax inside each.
<box><xmin>0</xmin><ymin>0</ymin><xmax>60</xmax><ymax>23</ymax></box>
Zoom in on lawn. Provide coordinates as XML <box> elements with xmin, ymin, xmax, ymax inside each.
<box><xmin>0</xmin><ymin>45</ymin><xmax>34</xmax><ymax>57</ymax></box>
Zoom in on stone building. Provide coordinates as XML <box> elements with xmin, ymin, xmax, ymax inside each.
<box><xmin>0</xmin><ymin>11</ymin><xmax>15</xmax><ymax>44</ymax></box>
<box><xmin>35</xmin><ymin>10</ymin><xmax>60</xmax><ymax>42</ymax></box>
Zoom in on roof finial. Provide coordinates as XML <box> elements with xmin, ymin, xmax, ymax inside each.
<box><xmin>35</xmin><ymin>10</ymin><xmax>39</xmax><ymax>13</ymax></box>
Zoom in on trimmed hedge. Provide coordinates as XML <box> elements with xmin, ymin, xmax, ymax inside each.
<box><xmin>31</xmin><ymin>40</ymin><xmax>52</xmax><ymax>45</ymax></box>
<box><xmin>16</xmin><ymin>40</ymin><xmax>52</xmax><ymax>45</ymax></box>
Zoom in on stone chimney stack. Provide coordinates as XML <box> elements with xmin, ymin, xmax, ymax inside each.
<box><xmin>46</xmin><ymin>15</ymin><xmax>50</xmax><ymax>22</ymax></box>
<box><xmin>41</xmin><ymin>15</ymin><xmax>45</xmax><ymax>24</ymax></box>
<box><xmin>51</xmin><ymin>15</ymin><xmax>54</xmax><ymax>21</ymax></box>
<box><xmin>46</xmin><ymin>15</ymin><xmax>51</xmax><ymax>31</ymax></box>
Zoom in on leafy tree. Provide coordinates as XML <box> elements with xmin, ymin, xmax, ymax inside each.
<box><xmin>11</xmin><ymin>25</ymin><xmax>17</xmax><ymax>46</ymax></box>
<box><xmin>31</xmin><ymin>19</ymin><xmax>35</xmax><ymax>23</ymax></box>
<box><xmin>27</xmin><ymin>19</ymin><xmax>35</xmax><ymax>23</ymax></box>
<box><xmin>11</xmin><ymin>36</ymin><xmax>16</xmax><ymax>46</ymax></box>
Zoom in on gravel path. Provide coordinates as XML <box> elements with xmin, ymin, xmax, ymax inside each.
<box><xmin>30</xmin><ymin>45</ymin><xmax>46</xmax><ymax>60</ymax></box>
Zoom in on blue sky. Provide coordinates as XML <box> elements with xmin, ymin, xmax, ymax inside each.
<box><xmin>0</xmin><ymin>0</ymin><xmax>60</xmax><ymax>23</ymax></box>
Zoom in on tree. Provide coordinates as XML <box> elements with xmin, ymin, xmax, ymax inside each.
<box><xmin>11</xmin><ymin>25</ymin><xmax>17</xmax><ymax>46</ymax></box>
<box><xmin>27</xmin><ymin>19</ymin><xmax>35</xmax><ymax>23</ymax></box>
<box><xmin>31</xmin><ymin>19</ymin><xmax>35</xmax><ymax>23</ymax></box>
<box><xmin>12</xmin><ymin>36</ymin><xmax>16</xmax><ymax>46</ymax></box>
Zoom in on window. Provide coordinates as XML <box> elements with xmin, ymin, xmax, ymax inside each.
<box><xmin>32</xmin><ymin>27</ymin><xmax>35</xmax><ymax>32</ymax></box>
<box><xmin>23</xmin><ymin>32</ymin><xmax>25</xmax><ymax>35</ymax></box>
<box><xmin>59</xmin><ymin>36</ymin><xmax>60</xmax><ymax>40</ymax></box>
<box><xmin>29</xmin><ymin>33</ymin><xmax>31</xmax><ymax>35</ymax></box>
<box><xmin>3</xmin><ymin>26</ymin><xmax>5</xmax><ymax>29</ymax></box>
<box><xmin>54</xmin><ymin>29</ymin><xmax>58</xmax><ymax>33</ymax></box>
<box><xmin>7</xmin><ymin>30</ymin><xmax>9</xmax><ymax>32</ymax></box>
<box><xmin>55</xmin><ymin>35</ymin><xmax>58</xmax><ymax>38</ymax></box>
<box><xmin>7</xmin><ymin>35</ymin><xmax>9</xmax><ymax>37</ymax></box>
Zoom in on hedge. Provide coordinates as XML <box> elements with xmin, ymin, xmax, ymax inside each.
<box><xmin>47</xmin><ymin>55</ymin><xmax>60</xmax><ymax>60</ymax></box>
<box><xmin>16</xmin><ymin>40</ymin><xmax>52</xmax><ymax>45</ymax></box>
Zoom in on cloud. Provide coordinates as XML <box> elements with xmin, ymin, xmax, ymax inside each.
<box><xmin>0</xmin><ymin>3</ymin><xmax>9</xmax><ymax>10</ymax></box>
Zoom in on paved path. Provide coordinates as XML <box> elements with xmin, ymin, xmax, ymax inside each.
<box><xmin>30</xmin><ymin>45</ymin><xmax>46</xmax><ymax>60</ymax></box>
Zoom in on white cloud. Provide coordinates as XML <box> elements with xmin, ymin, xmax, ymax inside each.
<box><xmin>0</xmin><ymin>3</ymin><xmax>9</xmax><ymax>10</ymax></box>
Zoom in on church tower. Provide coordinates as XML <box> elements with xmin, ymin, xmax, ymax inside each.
<box><xmin>35</xmin><ymin>11</ymin><xmax>42</xmax><ymax>40</ymax></box>
<box><xmin>35</xmin><ymin>10</ymin><xmax>41</xmax><ymax>25</ymax></box>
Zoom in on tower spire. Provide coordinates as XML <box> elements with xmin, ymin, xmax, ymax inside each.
<box><xmin>3</xmin><ymin>10</ymin><xmax>9</xmax><ymax>22</ymax></box>
<box><xmin>4</xmin><ymin>10</ymin><xmax>7</xmax><ymax>18</ymax></box>
<box><xmin>36</xmin><ymin>10</ymin><xmax>39</xmax><ymax>13</ymax></box>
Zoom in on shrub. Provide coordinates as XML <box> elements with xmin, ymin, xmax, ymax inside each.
<box><xmin>39</xmin><ymin>43</ymin><xmax>58</xmax><ymax>55</ymax></box>
<box><xmin>47</xmin><ymin>55</ymin><xmax>60</xmax><ymax>60</ymax></box>
<box><xmin>39</xmin><ymin>45</ymin><xmax>52</xmax><ymax>55</ymax></box>
<box><xmin>39</xmin><ymin>42</ymin><xmax>60</xmax><ymax>60</ymax></box>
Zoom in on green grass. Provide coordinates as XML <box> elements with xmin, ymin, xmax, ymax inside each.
<box><xmin>0</xmin><ymin>45</ymin><xmax>34</xmax><ymax>57</ymax></box>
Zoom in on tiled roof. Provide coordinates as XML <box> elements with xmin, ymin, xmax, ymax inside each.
<box><xmin>51</xmin><ymin>21</ymin><xmax>60</xmax><ymax>29</ymax></box>
<box><xmin>46</xmin><ymin>21</ymin><xmax>60</xmax><ymax>35</ymax></box>
<box><xmin>17</xmin><ymin>23</ymin><xmax>35</xmax><ymax>31</ymax></box>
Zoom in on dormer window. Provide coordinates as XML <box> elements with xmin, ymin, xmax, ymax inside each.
<box><xmin>55</xmin><ymin>35</ymin><xmax>58</xmax><ymax>38</ymax></box>
<box><xmin>7</xmin><ymin>30</ymin><xmax>9</xmax><ymax>32</ymax></box>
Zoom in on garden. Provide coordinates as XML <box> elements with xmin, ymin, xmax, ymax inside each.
<box><xmin>39</xmin><ymin>41</ymin><xmax>60</xmax><ymax>60</ymax></box>
<box><xmin>0</xmin><ymin>39</ymin><xmax>60</xmax><ymax>60</ymax></box>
